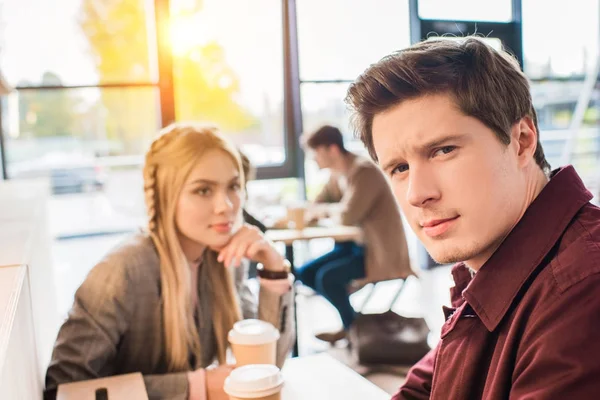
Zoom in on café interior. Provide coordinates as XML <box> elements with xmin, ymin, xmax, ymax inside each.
<box><xmin>0</xmin><ymin>0</ymin><xmax>599</xmax><ymax>398</ymax></box>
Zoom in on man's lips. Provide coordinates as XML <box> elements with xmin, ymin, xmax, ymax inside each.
<box><xmin>420</xmin><ymin>216</ymin><xmax>459</xmax><ymax>237</ymax></box>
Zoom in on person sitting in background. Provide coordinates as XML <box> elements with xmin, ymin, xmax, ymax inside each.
<box><xmin>45</xmin><ymin>123</ymin><xmax>294</xmax><ymax>400</ymax></box>
<box><xmin>346</xmin><ymin>36</ymin><xmax>600</xmax><ymax>399</ymax></box>
<box><xmin>295</xmin><ymin>125</ymin><xmax>414</xmax><ymax>344</ymax></box>
<box><xmin>238</xmin><ymin>149</ymin><xmax>267</xmax><ymax>234</ymax></box>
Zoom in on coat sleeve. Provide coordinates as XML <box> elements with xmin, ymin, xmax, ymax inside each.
<box><xmin>392</xmin><ymin>347</ymin><xmax>437</xmax><ymax>400</ymax></box>
<box><xmin>314</xmin><ymin>176</ymin><xmax>342</xmax><ymax>203</ymax></box>
<box><xmin>44</xmin><ymin>261</ymin><xmax>190</xmax><ymax>400</ymax></box>
<box><xmin>510</xmin><ymin>274</ymin><xmax>600</xmax><ymax>399</ymax></box>
<box><xmin>235</xmin><ymin>261</ymin><xmax>295</xmax><ymax>368</ymax></box>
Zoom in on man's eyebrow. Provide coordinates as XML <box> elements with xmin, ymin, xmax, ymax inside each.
<box><xmin>417</xmin><ymin>134</ymin><xmax>468</xmax><ymax>153</ymax></box>
<box><xmin>380</xmin><ymin>133</ymin><xmax>468</xmax><ymax>173</ymax></box>
<box><xmin>382</xmin><ymin>156</ymin><xmax>407</xmax><ymax>173</ymax></box>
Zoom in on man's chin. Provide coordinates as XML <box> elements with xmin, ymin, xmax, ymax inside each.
<box><xmin>425</xmin><ymin>243</ymin><xmax>470</xmax><ymax>265</ymax></box>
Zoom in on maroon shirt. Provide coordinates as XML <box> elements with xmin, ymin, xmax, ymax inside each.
<box><xmin>394</xmin><ymin>166</ymin><xmax>600</xmax><ymax>399</ymax></box>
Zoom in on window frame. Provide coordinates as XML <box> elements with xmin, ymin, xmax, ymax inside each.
<box><xmin>0</xmin><ymin>0</ymin><xmax>305</xmax><ymax>182</ymax></box>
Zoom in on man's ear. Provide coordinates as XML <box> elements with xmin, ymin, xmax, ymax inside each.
<box><xmin>513</xmin><ymin>116</ymin><xmax>538</xmax><ymax>168</ymax></box>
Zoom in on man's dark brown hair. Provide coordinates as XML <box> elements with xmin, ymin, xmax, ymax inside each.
<box><xmin>345</xmin><ymin>37</ymin><xmax>550</xmax><ymax>173</ymax></box>
<box><xmin>301</xmin><ymin>125</ymin><xmax>348</xmax><ymax>153</ymax></box>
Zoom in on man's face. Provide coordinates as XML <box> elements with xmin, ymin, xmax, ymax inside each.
<box><xmin>372</xmin><ymin>94</ymin><xmax>529</xmax><ymax>268</ymax></box>
<box><xmin>311</xmin><ymin>145</ymin><xmax>335</xmax><ymax>169</ymax></box>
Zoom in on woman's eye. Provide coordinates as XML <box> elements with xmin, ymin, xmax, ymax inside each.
<box><xmin>229</xmin><ymin>183</ymin><xmax>241</xmax><ymax>191</ymax></box>
<box><xmin>196</xmin><ymin>187</ymin><xmax>211</xmax><ymax>196</ymax></box>
<box><xmin>391</xmin><ymin>164</ymin><xmax>409</xmax><ymax>176</ymax></box>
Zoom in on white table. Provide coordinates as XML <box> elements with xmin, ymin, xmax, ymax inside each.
<box><xmin>281</xmin><ymin>353</ymin><xmax>390</xmax><ymax>399</ymax></box>
<box><xmin>266</xmin><ymin>225</ymin><xmax>362</xmax><ymax>247</ymax></box>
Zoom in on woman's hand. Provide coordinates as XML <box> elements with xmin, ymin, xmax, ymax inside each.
<box><xmin>205</xmin><ymin>365</ymin><xmax>235</xmax><ymax>400</ymax></box>
<box><xmin>216</xmin><ymin>224</ymin><xmax>284</xmax><ymax>271</ymax></box>
<box><xmin>188</xmin><ymin>364</ymin><xmax>235</xmax><ymax>400</ymax></box>
<box><xmin>187</xmin><ymin>368</ymin><xmax>206</xmax><ymax>400</ymax></box>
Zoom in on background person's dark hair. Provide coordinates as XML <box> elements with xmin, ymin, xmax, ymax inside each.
<box><xmin>345</xmin><ymin>37</ymin><xmax>550</xmax><ymax>174</ymax></box>
<box><xmin>238</xmin><ymin>148</ymin><xmax>255</xmax><ymax>183</ymax></box>
<box><xmin>301</xmin><ymin>125</ymin><xmax>349</xmax><ymax>153</ymax></box>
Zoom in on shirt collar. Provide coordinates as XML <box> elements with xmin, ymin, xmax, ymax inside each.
<box><xmin>459</xmin><ymin>166</ymin><xmax>593</xmax><ymax>331</ymax></box>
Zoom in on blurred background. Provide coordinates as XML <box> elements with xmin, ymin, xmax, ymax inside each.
<box><xmin>0</xmin><ymin>0</ymin><xmax>598</xmax><ymax>387</ymax></box>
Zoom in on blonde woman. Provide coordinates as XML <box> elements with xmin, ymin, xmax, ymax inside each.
<box><xmin>44</xmin><ymin>123</ymin><xmax>295</xmax><ymax>400</ymax></box>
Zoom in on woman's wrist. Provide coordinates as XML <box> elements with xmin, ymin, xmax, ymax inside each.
<box><xmin>261</xmin><ymin>253</ymin><xmax>288</xmax><ymax>272</ymax></box>
<box><xmin>187</xmin><ymin>368</ymin><xmax>207</xmax><ymax>400</ymax></box>
<box><xmin>258</xmin><ymin>259</ymin><xmax>291</xmax><ymax>277</ymax></box>
<box><xmin>259</xmin><ymin>272</ymin><xmax>295</xmax><ymax>295</ymax></box>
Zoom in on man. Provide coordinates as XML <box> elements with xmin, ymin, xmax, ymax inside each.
<box><xmin>345</xmin><ymin>37</ymin><xmax>600</xmax><ymax>399</ymax></box>
<box><xmin>296</xmin><ymin>125</ymin><xmax>413</xmax><ymax>343</ymax></box>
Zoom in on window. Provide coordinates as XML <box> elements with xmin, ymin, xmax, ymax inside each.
<box><xmin>297</xmin><ymin>0</ymin><xmax>410</xmax><ymax>81</ymax></box>
<box><xmin>6</xmin><ymin>86</ymin><xmax>159</xmax><ymax>236</ymax></box>
<box><xmin>523</xmin><ymin>0</ymin><xmax>599</xmax><ymax>79</ymax></box>
<box><xmin>0</xmin><ymin>0</ymin><xmax>157</xmax><ymax>86</ymax></box>
<box><xmin>170</xmin><ymin>0</ymin><xmax>286</xmax><ymax>168</ymax></box>
<box><xmin>523</xmin><ymin>0</ymin><xmax>600</xmax><ymax>199</ymax></box>
<box><xmin>417</xmin><ymin>0</ymin><xmax>512</xmax><ymax>22</ymax></box>
<box><xmin>0</xmin><ymin>0</ymin><xmax>160</xmax><ymax>240</ymax></box>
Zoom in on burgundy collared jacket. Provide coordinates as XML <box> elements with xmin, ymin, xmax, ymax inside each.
<box><xmin>394</xmin><ymin>166</ymin><xmax>600</xmax><ymax>399</ymax></box>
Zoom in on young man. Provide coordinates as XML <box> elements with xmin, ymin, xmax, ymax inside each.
<box><xmin>345</xmin><ymin>37</ymin><xmax>600</xmax><ymax>399</ymax></box>
<box><xmin>296</xmin><ymin>125</ymin><xmax>413</xmax><ymax>343</ymax></box>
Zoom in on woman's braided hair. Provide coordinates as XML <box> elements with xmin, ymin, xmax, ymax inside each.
<box><xmin>143</xmin><ymin>129</ymin><xmax>178</xmax><ymax>233</ymax></box>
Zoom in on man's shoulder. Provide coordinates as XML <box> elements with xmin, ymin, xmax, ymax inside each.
<box><xmin>550</xmin><ymin>202</ymin><xmax>600</xmax><ymax>293</ymax></box>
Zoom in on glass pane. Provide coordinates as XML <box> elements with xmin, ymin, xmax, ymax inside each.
<box><xmin>5</xmin><ymin>87</ymin><xmax>159</xmax><ymax>237</ymax></box>
<box><xmin>297</xmin><ymin>0</ymin><xmax>411</xmax><ymax>81</ymax></box>
<box><xmin>523</xmin><ymin>0</ymin><xmax>599</xmax><ymax>79</ymax></box>
<box><xmin>533</xmin><ymin>80</ymin><xmax>600</xmax><ymax>200</ymax></box>
<box><xmin>418</xmin><ymin>0</ymin><xmax>512</xmax><ymax>22</ymax></box>
<box><xmin>0</xmin><ymin>0</ymin><xmax>157</xmax><ymax>87</ymax></box>
<box><xmin>426</xmin><ymin>36</ymin><xmax>503</xmax><ymax>52</ymax></box>
<box><xmin>170</xmin><ymin>0</ymin><xmax>285</xmax><ymax>168</ymax></box>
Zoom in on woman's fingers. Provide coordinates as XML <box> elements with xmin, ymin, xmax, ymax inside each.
<box><xmin>231</xmin><ymin>240</ymin><xmax>251</xmax><ymax>267</ymax></box>
<box><xmin>245</xmin><ymin>239</ymin><xmax>268</xmax><ymax>261</ymax></box>
<box><xmin>218</xmin><ymin>225</ymin><xmax>261</xmax><ymax>266</ymax></box>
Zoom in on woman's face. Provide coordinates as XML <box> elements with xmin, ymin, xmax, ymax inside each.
<box><xmin>175</xmin><ymin>149</ymin><xmax>244</xmax><ymax>258</ymax></box>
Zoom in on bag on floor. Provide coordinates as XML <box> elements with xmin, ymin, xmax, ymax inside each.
<box><xmin>349</xmin><ymin>310</ymin><xmax>431</xmax><ymax>366</ymax></box>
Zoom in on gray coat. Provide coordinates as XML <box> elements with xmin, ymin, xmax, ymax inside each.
<box><xmin>45</xmin><ymin>233</ymin><xmax>295</xmax><ymax>399</ymax></box>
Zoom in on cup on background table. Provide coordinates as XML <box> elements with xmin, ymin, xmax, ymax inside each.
<box><xmin>286</xmin><ymin>205</ymin><xmax>307</xmax><ymax>230</ymax></box>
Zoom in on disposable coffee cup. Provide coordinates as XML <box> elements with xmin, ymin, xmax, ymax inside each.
<box><xmin>224</xmin><ymin>364</ymin><xmax>284</xmax><ymax>400</ymax></box>
<box><xmin>287</xmin><ymin>205</ymin><xmax>307</xmax><ymax>230</ymax></box>
<box><xmin>228</xmin><ymin>320</ymin><xmax>280</xmax><ymax>366</ymax></box>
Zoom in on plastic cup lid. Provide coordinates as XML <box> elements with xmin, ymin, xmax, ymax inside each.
<box><xmin>228</xmin><ymin>319</ymin><xmax>280</xmax><ymax>345</ymax></box>
<box><xmin>224</xmin><ymin>364</ymin><xmax>284</xmax><ymax>398</ymax></box>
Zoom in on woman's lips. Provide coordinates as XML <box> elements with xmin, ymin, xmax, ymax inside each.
<box><xmin>211</xmin><ymin>222</ymin><xmax>233</xmax><ymax>234</ymax></box>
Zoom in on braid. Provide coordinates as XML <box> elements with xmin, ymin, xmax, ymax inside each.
<box><xmin>143</xmin><ymin>131</ymin><xmax>178</xmax><ymax>232</ymax></box>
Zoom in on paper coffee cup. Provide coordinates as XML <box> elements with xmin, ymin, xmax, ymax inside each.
<box><xmin>286</xmin><ymin>205</ymin><xmax>306</xmax><ymax>230</ymax></box>
<box><xmin>224</xmin><ymin>364</ymin><xmax>283</xmax><ymax>400</ymax></box>
<box><xmin>228</xmin><ymin>320</ymin><xmax>280</xmax><ymax>366</ymax></box>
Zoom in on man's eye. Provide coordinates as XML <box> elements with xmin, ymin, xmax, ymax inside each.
<box><xmin>433</xmin><ymin>146</ymin><xmax>457</xmax><ymax>157</ymax></box>
<box><xmin>391</xmin><ymin>164</ymin><xmax>409</xmax><ymax>176</ymax></box>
